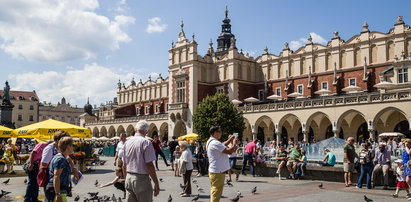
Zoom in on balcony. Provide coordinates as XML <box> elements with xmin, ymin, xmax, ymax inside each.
<box><xmin>237</xmin><ymin>89</ymin><xmax>411</xmax><ymax>113</ymax></box>
<box><xmin>85</xmin><ymin>113</ymin><xmax>168</xmax><ymax>126</ymax></box>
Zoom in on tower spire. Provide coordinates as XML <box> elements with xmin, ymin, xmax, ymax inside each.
<box><xmin>216</xmin><ymin>5</ymin><xmax>235</xmax><ymax>56</ymax></box>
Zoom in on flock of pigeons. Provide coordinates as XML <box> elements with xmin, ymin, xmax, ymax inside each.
<box><xmin>0</xmin><ymin>176</ymin><xmax>377</xmax><ymax>202</ymax></box>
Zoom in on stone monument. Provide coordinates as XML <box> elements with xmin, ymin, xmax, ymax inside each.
<box><xmin>0</xmin><ymin>81</ymin><xmax>15</xmax><ymax>128</ymax></box>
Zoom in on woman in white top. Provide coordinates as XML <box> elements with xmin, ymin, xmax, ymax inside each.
<box><xmin>179</xmin><ymin>141</ymin><xmax>193</xmax><ymax>197</ymax></box>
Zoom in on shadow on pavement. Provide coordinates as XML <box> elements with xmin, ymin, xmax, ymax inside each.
<box><xmin>236</xmin><ymin>180</ymin><xmax>268</xmax><ymax>183</ymax></box>
<box><xmin>84</xmin><ymin>169</ymin><xmax>114</xmax><ymax>175</ymax></box>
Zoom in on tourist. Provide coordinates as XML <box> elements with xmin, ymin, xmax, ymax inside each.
<box><xmin>343</xmin><ymin>137</ymin><xmax>357</xmax><ymax>187</ymax></box>
<box><xmin>45</xmin><ymin>136</ymin><xmax>77</xmax><ymax>202</ymax></box>
<box><xmin>168</xmin><ymin>136</ymin><xmax>179</xmax><ymax>171</ymax></box>
<box><xmin>194</xmin><ymin>139</ymin><xmax>206</xmax><ymax>177</ymax></box>
<box><xmin>114</xmin><ymin>133</ymin><xmax>127</xmax><ymax>169</ymax></box>
<box><xmin>255</xmin><ymin>148</ymin><xmax>266</xmax><ymax>176</ymax></box>
<box><xmin>123</xmin><ymin>120</ymin><xmax>160</xmax><ymax>202</ymax></box>
<box><xmin>3</xmin><ymin>138</ymin><xmax>16</xmax><ymax>173</ymax></box>
<box><xmin>356</xmin><ymin>142</ymin><xmax>373</xmax><ymax>189</ymax></box>
<box><xmin>24</xmin><ymin>140</ymin><xmax>51</xmax><ymax>202</ymax></box>
<box><xmin>393</xmin><ymin>159</ymin><xmax>408</xmax><ymax>198</ymax></box>
<box><xmin>296</xmin><ymin>150</ymin><xmax>307</xmax><ymax>177</ymax></box>
<box><xmin>179</xmin><ymin>141</ymin><xmax>193</xmax><ymax>197</ymax></box>
<box><xmin>269</xmin><ymin>141</ymin><xmax>277</xmax><ymax>158</ymax></box>
<box><xmin>99</xmin><ymin>168</ymin><xmax>126</xmax><ymax>199</ymax></box>
<box><xmin>174</xmin><ymin>146</ymin><xmax>182</xmax><ymax>177</ymax></box>
<box><xmin>403</xmin><ymin>139</ymin><xmax>411</xmax><ymax>197</ymax></box>
<box><xmin>227</xmin><ymin>135</ymin><xmax>240</xmax><ymax>182</ymax></box>
<box><xmin>241</xmin><ymin>138</ymin><xmax>257</xmax><ymax>177</ymax></box>
<box><xmin>286</xmin><ymin>143</ymin><xmax>302</xmax><ymax>179</ymax></box>
<box><xmin>151</xmin><ymin>134</ymin><xmax>170</xmax><ymax>170</ymax></box>
<box><xmin>372</xmin><ymin>143</ymin><xmax>391</xmax><ymax>189</ymax></box>
<box><xmin>319</xmin><ymin>149</ymin><xmax>336</xmax><ymax>167</ymax></box>
<box><xmin>206</xmin><ymin>126</ymin><xmax>238</xmax><ymax>202</ymax></box>
<box><xmin>275</xmin><ymin>144</ymin><xmax>288</xmax><ymax>180</ymax></box>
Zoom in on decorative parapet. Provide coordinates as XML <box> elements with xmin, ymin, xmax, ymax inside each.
<box><xmin>168</xmin><ymin>103</ymin><xmax>188</xmax><ymax>110</ymax></box>
<box><xmin>85</xmin><ymin>113</ymin><xmax>168</xmax><ymax>126</ymax></box>
<box><xmin>238</xmin><ymin>90</ymin><xmax>411</xmax><ymax>113</ymax></box>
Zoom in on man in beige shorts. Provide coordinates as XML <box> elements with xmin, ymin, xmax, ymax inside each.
<box><xmin>343</xmin><ymin>137</ymin><xmax>357</xmax><ymax>187</ymax></box>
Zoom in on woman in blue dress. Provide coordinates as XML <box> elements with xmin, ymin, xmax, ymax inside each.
<box><xmin>402</xmin><ymin>139</ymin><xmax>411</xmax><ymax>192</ymax></box>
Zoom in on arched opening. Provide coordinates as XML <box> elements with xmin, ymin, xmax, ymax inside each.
<box><xmin>100</xmin><ymin>126</ymin><xmax>107</xmax><ymax>137</ymax></box>
<box><xmin>92</xmin><ymin>127</ymin><xmax>99</xmax><ymax>138</ymax></box>
<box><xmin>148</xmin><ymin>124</ymin><xmax>158</xmax><ymax>138</ymax></box>
<box><xmin>306</xmin><ymin>112</ymin><xmax>332</xmax><ymax>142</ymax></box>
<box><xmin>255</xmin><ymin>116</ymin><xmax>275</xmax><ymax>145</ymax></box>
<box><xmin>126</xmin><ymin>124</ymin><xmax>134</xmax><ymax>136</ymax></box>
<box><xmin>338</xmin><ymin>110</ymin><xmax>366</xmax><ymax>141</ymax></box>
<box><xmin>357</xmin><ymin>122</ymin><xmax>369</xmax><ymax>143</ymax></box>
<box><xmin>279</xmin><ymin>114</ymin><xmax>302</xmax><ymax>145</ymax></box>
<box><xmin>394</xmin><ymin>121</ymin><xmax>411</xmax><ymax>138</ymax></box>
<box><xmin>117</xmin><ymin>125</ymin><xmax>125</xmax><ymax>136</ymax></box>
<box><xmin>108</xmin><ymin>126</ymin><xmax>116</xmax><ymax>138</ymax></box>
<box><xmin>159</xmin><ymin>122</ymin><xmax>169</xmax><ymax>141</ymax></box>
<box><xmin>174</xmin><ymin>120</ymin><xmax>187</xmax><ymax>137</ymax></box>
<box><xmin>281</xmin><ymin>126</ymin><xmax>288</xmax><ymax>146</ymax></box>
<box><xmin>374</xmin><ymin>107</ymin><xmax>408</xmax><ymax>138</ymax></box>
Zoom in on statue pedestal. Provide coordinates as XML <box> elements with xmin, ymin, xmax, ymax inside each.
<box><xmin>0</xmin><ymin>104</ymin><xmax>14</xmax><ymax>128</ymax></box>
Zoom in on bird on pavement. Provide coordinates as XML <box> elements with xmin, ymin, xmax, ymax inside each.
<box><xmin>160</xmin><ymin>178</ymin><xmax>163</xmax><ymax>182</ymax></box>
<box><xmin>94</xmin><ymin>179</ymin><xmax>99</xmax><ymax>186</ymax></box>
<box><xmin>180</xmin><ymin>183</ymin><xmax>185</xmax><ymax>189</ymax></box>
<box><xmin>74</xmin><ymin>195</ymin><xmax>80</xmax><ymax>201</ymax></box>
<box><xmin>0</xmin><ymin>190</ymin><xmax>11</xmax><ymax>198</ymax></box>
<box><xmin>237</xmin><ymin>190</ymin><xmax>242</xmax><ymax>197</ymax></box>
<box><xmin>87</xmin><ymin>192</ymin><xmax>99</xmax><ymax>197</ymax></box>
<box><xmin>112</xmin><ymin>194</ymin><xmax>117</xmax><ymax>202</ymax></box>
<box><xmin>2</xmin><ymin>179</ymin><xmax>10</xmax><ymax>185</ymax></box>
<box><xmin>24</xmin><ymin>179</ymin><xmax>27</xmax><ymax>184</ymax></box>
<box><xmin>318</xmin><ymin>183</ymin><xmax>323</xmax><ymax>189</ymax></box>
<box><xmin>251</xmin><ymin>186</ymin><xmax>257</xmax><ymax>194</ymax></box>
<box><xmin>192</xmin><ymin>179</ymin><xmax>197</xmax><ymax>184</ymax></box>
<box><xmin>196</xmin><ymin>185</ymin><xmax>204</xmax><ymax>193</ymax></box>
<box><xmin>230</xmin><ymin>194</ymin><xmax>240</xmax><ymax>202</ymax></box>
<box><xmin>364</xmin><ymin>195</ymin><xmax>373</xmax><ymax>202</ymax></box>
<box><xmin>191</xmin><ymin>194</ymin><xmax>200</xmax><ymax>202</ymax></box>
<box><xmin>226</xmin><ymin>179</ymin><xmax>233</xmax><ymax>187</ymax></box>
<box><xmin>118</xmin><ymin>197</ymin><xmax>123</xmax><ymax>202</ymax></box>
<box><xmin>168</xmin><ymin>194</ymin><xmax>173</xmax><ymax>202</ymax></box>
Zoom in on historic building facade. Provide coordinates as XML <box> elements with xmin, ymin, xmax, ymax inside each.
<box><xmin>0</xmin><ymin>90</ymin><xmax>39</xmax><ymax>128</ymax></box>
<box><xmin>84</xmin><ymin>11</ymin><xmax>411</xmax><ymax>144</ymax></box>
<box><xmin>39</xmin><ymin>97</ymin><xmax>84</xmax><ymax>126</ymax></box>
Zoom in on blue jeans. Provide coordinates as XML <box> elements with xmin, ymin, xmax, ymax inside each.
<box><xmin>229</xmin><ymin>157</ymin><xmax>237</xmax><ymax>169</ymax></box>
<box><xmin>357</xmin><ymin>163</ymin><xmax>373</xmax><ymax>189</ymax></box>
<box><xmin>24</xmin><ymin>163</ymin><xmax>39</xmax><ymax>201</ymax></box>
<box><xmin>241</xmin><ymin>153</ymin><xmax>255</xmax><ymax>176</ymax></box>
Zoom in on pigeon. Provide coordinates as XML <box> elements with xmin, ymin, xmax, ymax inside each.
<box><xmin>237</xmin><ymin>190</ymin><xmax>241</xmax><ymax>197</ymax></box>
<box><xmin>226</xmin><ymin>180</ymin><xmax>233</xmax><ymax>187</ymax></box>
<box><xmin>318</xmin><ymin>183</ymin><xmax>323</xmax><ymax>189</ymax></box>
<box><xmin>24</xmin><ymin>179</ymin><xmax>28</xmax><ymax>184</ymax></box>
<box><xmin>2</xmin><ymin>179</ymin><xmax>10</xmax><ymax>185</ymax></box>
<box><xmin>192</xmin><ymin>179</ymin><xmax>197</xmax><ymax>184</ymax></box>
<box><xmin>168</xmin><ymin>194</ymin><xmax>173</xmax><ymax>202</ymax></box>
<box><xmin>251</xmin><ymin>186</ymin><xmax>257</xmax><ymax>194</ymax></box>
<box><xmin>102</xmin><ymin>195</ymin><xmax>111</xmax><ymax>201</ymax></box>
<box><xmin>74</xmin><ymin>195</ymin><xmax>80</xmax><ymax>201</ymax></box>
<box><xmin>364</xmin><ymin>195</ymin><xmax>373</xmax><ymax>202</ymax></box>
<box><xmin>191</xmin><ymin>194</ymin><xmax>200</xmax><ymax>202</ymax></box>
<box><xmin>87</xmin><ymin>192</ymin><xmax>99</xmax><ymax>197</ymax></box>
<box><xmin>196</xmin><ymin>185</ymin><xmax>204</xmax><ymax>193</ymax></box>
<box><xmin>0</xmin><ymin>190</ymin><xmax>11</xmax><ymax>198</ymax></box>
<box><xmin>160</xmin><ymin>178</ymin><xmax>163</xmax><ymax>182</ymax></box>
<box><xmin>180</xmin><ymin>183</ymin><xmax>185</xmax><ymax>189</ymax></box>
<box><xmin>118</xmin><ymin>197</ymin><xmax>123</xmax><ymax>202</ymax></box>
<box><xmin>94</xmin><ymin>179</ymin><xmax>99</xmax><ymax>186</ymax></box>
<box><xmin>112</xmin><ymin>194</ymin><xmax>117</xmax><ymax>202</ymax></box>
<box><xmin>230</xmin><ymin>195</ymin><xmax>240</xmax><ymax>202</ymax></box>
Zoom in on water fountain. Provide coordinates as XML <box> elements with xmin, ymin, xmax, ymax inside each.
<box><xmin>302</xmin><ymin>137</ymin><xmax>346</xmax><ymax>163</ymax></box>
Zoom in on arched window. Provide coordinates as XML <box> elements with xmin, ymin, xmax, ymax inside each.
<box><xmin>387</xmin><ymin>41</ymin><xmax>395</xmax><ymax>60</ymax></box>
<box><xmin>354</xmin><ymin>47</ymin><xmax>361</xmax><ymax>66</ymax></box>
<box><xmin>370</xmin><ymin>45</ymin><xmax>378</xmax><ymax>64</ymax></box>
<box><xmin>341</xmin><ymin>50</ymin><xmax>347</xmax><ymax>68</ymax></box>
<box><xmin>300</xmin><ymin>57</ymin><xmax>306</xmax><ymax>75</ymax></box>
<box><xmin>326</xmin><ymin>53</ymin><xmax>332</xmax><ymax>71</ymax></box>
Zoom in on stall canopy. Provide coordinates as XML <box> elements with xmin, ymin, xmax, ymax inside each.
<box><xmin>178</xmin><ymin>133</ymin><xmax>199</xmax><ymax>141</ymax></box>
<box><xmin>13</xmin><ymin>119</ymin><xmax>91</xmax><ymax>139</ymax></box>
<box><xmin>379</xmin><ymin>132</ymin><xmax>405</xmax><ymax>137</ymax></box>
<box><xmin>0</xmin><ymin>125</ymin><xmax>14</xmax><ymax>138</ymax></box>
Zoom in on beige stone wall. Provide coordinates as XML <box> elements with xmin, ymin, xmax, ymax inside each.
<box><xmin>10</xmin><ymin>100</ymin><xmax>39</xmax><ymax>128</ymax></box>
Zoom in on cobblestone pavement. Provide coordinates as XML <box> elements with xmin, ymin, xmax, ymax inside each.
<box><xmin>0</xmin><ymin>156</ymin><xmax>407</xmax><ymax>201</ymax></box>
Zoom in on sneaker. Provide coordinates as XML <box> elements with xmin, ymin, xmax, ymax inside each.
<box><xmin>393</xmin><ymin>194</ymin><xmax>398</xmax><ymax>198</ymax></box>
<box><xmin>196</xmin><ymin>173</ymin><xmax>202</xmax><ymax>177</ymax></box>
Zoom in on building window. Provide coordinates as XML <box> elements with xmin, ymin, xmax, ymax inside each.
<box><xmin>258</xmin><ymin>89</ymin><xmax>265</xmax><ymax>101</ymax></box>
<box><xmin>216</xmin><ymin>86</ymin><xmax>224</xmax><ymax>94</ymax></box>
<box><xmin>322</xmin><ymin>82</ymin><xmax>328</xmax><ymax>90</ymax></box>
<box><xmin>349</xmin><ymin>78</ymin><xmax>356</xmax><ymax>86</ymax></box>
<box><xmin>18</xmin><ymin>105</ymin><xmax>23</xmax><ymax>109</ymax></box>
<box><xmin>399</xmin><ymin>68</ymin><xmax>409</xmax><ymax>83</ymax></box>
<box><xmin>176</xmin><ymin>80</ymin><xmax>185</xmax><ymax>103</ymax></box>
<box><xmin>276</xmin><ymin>87</ymin><xmax>281</xmax><ymax>96</ymax></box>
<box><xmin>29</xmin><ymin>105</ymin><xmax>34</xmax><ymax>110</ymax></box>
<box><xmin>297</xmin><ymin>85</ymin><xmax>304</xmax><ymax>94</ymax></box>
<box><xmin>29</xmin><ymin>115</ymin><xmax>34</xmax><ymax>122</ymax></box>
<box><xmin>18</xmin><ymin>115</ymin><xmax>22</xmax><ymax>121</ymax></box>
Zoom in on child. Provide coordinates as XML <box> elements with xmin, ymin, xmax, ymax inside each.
<box><xmin>99</xmin><ymin>168</ymin><xmax>126</xmax><ymax>199</ymax></box>
<box><xmin>296</xmin><ymin>150</ymin><xmax>308</xmax><ymax>177</ymax></box>
<box><xmin>393</xmin><ymin>159</ymin><xmax>409</xmax><ymax>198</ymax></box>
<box><xmin>174</xmin><ymin>146</ymin><xmax>182</xmax><ymax>177</ymax></box>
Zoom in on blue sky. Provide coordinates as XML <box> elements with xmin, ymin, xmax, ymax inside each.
<box><xmin>0</xmin><ymin>0</ymin><xmax>410</xmax><ymax>106</ymax></box>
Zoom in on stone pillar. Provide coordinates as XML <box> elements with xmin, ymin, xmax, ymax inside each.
<box><xmin>303</xmin><ymin>131</ymin><xmax>308</xmax><ymax>143</ymax></box>
<box><xmin>367</xmin><ymin>119</ymin><xmax>375</xmax><ymax>141</ymax></box>
<box><xmin>251</xmin><ymin>124</ymin><xmax>256</xmax><ymax>140</ymax></box>
<box><xmin>276</xmin><ymin>132</ymin><xmax>281</xmax><ymax>146</ymax></box>
<box><xmin>332</xmin><ymin>120</ymin><xmax>339</xmax><ymax>138</ymax></box>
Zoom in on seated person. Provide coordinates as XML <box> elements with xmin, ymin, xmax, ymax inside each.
<box><xmin>286</xmin><ymin>143</ymin><xmax>302</xmax><ymax>179</ymax></box>
<box><xmin>319</xmin><ymin>149</ymin><xmax>336</xmax><ymax>167</ymax></box>
<box><xmin>275</xmin><ymin>144</ymin><xmax>288</xmax><ymax>180</ymax></box>
<box><xmin>99</xmin><ymin>168</ymin><xmax>126</xmax><ymax>198</ymax></box>
<box><xmin>296</xmin><ymin>150</ymin><xmax>307</xmax><ymax>177</ymax></box>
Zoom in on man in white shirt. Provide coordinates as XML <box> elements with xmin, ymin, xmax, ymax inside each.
<box><xmin>114</xmin><ymin>133</ymin><xmax>126</xmax><ymax>169</ymax></box>
<box><xmin>206</xmin><ymin>126</ymin><xmax>238</xmax><ymax>202</ymax></box>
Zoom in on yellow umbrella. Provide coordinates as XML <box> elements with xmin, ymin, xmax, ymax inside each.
<box><xmin>13</xmin><ymin>119</ymin><xmax>91</xmax><ymax>139</ymax></box>
<box><xmin>0</xmin><ymin>125</ymin><xmax>14</xmax><ymax>138</ymax></box>
<box><xmin>177</xmin><ymin>133</ymin><xmax>199</xmax><ymax>141</ymax></box>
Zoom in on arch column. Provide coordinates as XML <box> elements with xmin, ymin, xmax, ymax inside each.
<box><xmin>332</xmin><ymin>120</ymin><xmax>339</xmax><ymax>137</ymax></box>
<box><xmin>367</xmin><ymin>119</ymin><xmax>376</xmax><ymax>141</ymax></box>
<box><xmin>275</xmin><ymin>123</ymin><xmax>280</xmax><ymax>146</ymax></box>
<box><xmin>251</xmin><ymin>124</ymin><xmax>256</xmax><ymax>140</ymax></box>
<box><xmin>301</xmin><ymin>122</ymin><xmax>307</xmax><ymax>142</ymax></box>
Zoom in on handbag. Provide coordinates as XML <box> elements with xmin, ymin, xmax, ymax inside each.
<box><xmin>37</xmin><ymin>167</ymin><xmax>49</xmax><ymax>187</ymax></box>
<box><xmin>179</xmin><ymin>159</ymin><xmax>187</xmax><ymax>174</ymax></box>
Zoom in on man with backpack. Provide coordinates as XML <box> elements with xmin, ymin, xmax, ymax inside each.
<box><xmin>356</xmin><ymin>142</ymin><xmax>374</xmax><ymax>189</ymax></box>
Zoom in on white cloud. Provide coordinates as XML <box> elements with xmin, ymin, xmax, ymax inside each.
<box><xmin>289</xmin><ymin>32</ymin><xmax>327</xmax><ymax>50</ymax></box>
<box><xmin>8</xmin><ymin>63</ymin><xmax>154</xmax><ymax>106</ymax></box>
<box><xmin>146</xmin><ymin>17</ymin><xmax>167</xmax><ymax>33</ymax></box>
<box><xmin>0</xmin><ymin>0</ymin><xmax>135</xmax><ymax>62</ymax></box>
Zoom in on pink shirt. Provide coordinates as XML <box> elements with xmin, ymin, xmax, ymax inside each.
<box><xmin>244</xmin><ymin>142</ymin><xmax>256</xmax><ymax>154</ymax></box>
<box><xmin>123</xmin><ymin>133</ymin><xmax>156</xmax><ymax>174</ymax></box>
<box><xmin>32</xmin><ymin>142</ymin><xmax>48</xmax><ymax>164</ymax></box>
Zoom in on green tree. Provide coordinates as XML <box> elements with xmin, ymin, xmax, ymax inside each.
<box><xmin>193</xmin><ymin>93</ymin><xmax>245</xmax><ymax>141</ymax></box>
